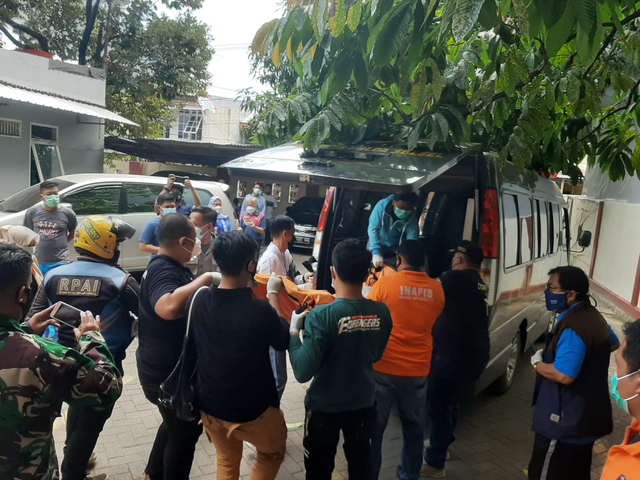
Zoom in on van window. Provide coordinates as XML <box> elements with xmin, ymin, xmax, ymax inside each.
<box><xmin>518</xmin><ymin>197</ymin><xmax>533</xmax><ymax>263</ymax></box>
<box><xmin>550</xmin><ymin>203</ymin><xmax>561</xmax><ymax>253</ymax></box>
<box><xmin>64</xmin><ymin>185</ymin><xmax>121</xmax><ymax>215</ymax></box>
<box><xmin>562</xmin><ymin>207</ymin><xmax>569</xmax><ymax>248</ymax></box>
<box><xmin>535</xmin><ymin>200</ymin><xmax>548</xmax><ymax>258</ymax></box>
<box><xmin>503</xmin><ymin>194</ymin><xmax>518</xmax><ymax>268</ymax></box>
<box><xmin>125</xmin><ymin>183</ymin><xmax>164</xmax><ymax>213</ymax></box>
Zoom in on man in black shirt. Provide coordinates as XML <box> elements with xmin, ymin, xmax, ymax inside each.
<box><xmin>190</xmin><ymin>230</ymin><xmax>289</xmax><ymax>479</ymax></box>
<box><xmin>137</xmin><ymin>214</ymin><xmax>218</xmax><ymax>480</ymax></box>
<box><xmin>422</xmin><ymin>241</ymin><xmax>490</xmax><ymax>478</ymax></box>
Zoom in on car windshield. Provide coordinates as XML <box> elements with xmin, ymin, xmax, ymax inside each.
<box><xmin>0</xmin><ymin>179</ymin><xmax>75</xmax><ymax>212</ymax></box>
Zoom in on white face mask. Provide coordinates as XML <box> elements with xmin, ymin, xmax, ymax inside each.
<box><xmin>213</xmin><ymin>206</ymin><xmax>223</xmax><ymax>214</ymax></box>
<box><xmin>247</xmin><ymin>206</ymin><xmax>257</xmax><ymax>214</ymax></box>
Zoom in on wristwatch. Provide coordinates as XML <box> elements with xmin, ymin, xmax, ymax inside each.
<box><xmin>533</xmin><ymin>362</ymin><xmax>541</xmax><ymax>373</ymax></box>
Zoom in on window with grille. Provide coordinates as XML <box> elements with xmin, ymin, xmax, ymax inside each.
<box><xmin>0</xmin><ymin>118</ymin><xmax>22</xmax><ymax>138</ymax></box>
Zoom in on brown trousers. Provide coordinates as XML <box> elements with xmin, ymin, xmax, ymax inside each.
<box><xmin>201</xmin><ymin>406</ymin><xmax>287</xmax><ymax>480</ymax></box>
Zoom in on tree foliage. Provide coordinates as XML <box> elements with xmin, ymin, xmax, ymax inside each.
<box><xmin>246</xmin><ymin>0</ymin><xmax>640</xmax><ymax>182</ymax></box>
<box><xmin>0</xmin><ymin>0</ymin><xmax>214</xmax><ymax>138</ymax></box>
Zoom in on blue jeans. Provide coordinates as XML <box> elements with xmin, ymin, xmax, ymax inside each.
<box><xmin>370</xmin><ymin>371</ymin><xmax>428</xmax><ymax>480</ymax></box>
<box><xmin>269</xmin><ymin>347</ymin><xmax>287</xmax><ymax>400</ymax></box>
<box><xmin>425</xmin><ymin>355</ymin><xmax>469</xmax><ymax>469</ymax></box>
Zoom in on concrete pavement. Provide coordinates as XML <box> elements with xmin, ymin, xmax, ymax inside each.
<box><xmin>51</xmin><ymin>297</ymin><xmax>634</xmax><ymax>480</ymax></box>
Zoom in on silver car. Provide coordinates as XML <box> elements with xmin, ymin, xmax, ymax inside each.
<box><xmin>0</xmin><ymin>174</ymin><xmax>233</xmax><ymax>272</ymax></box>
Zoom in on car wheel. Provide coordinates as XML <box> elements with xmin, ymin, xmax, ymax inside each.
<box><xmin>491</xmin><ymin>331</ymin><xmax>521</xmax><ymax>395</ymax></box>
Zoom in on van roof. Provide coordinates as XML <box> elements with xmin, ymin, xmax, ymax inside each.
<box><xmin>223</xmin><ymin>143</ymin><xmax>483</xmax><ymax>193</ymax></box>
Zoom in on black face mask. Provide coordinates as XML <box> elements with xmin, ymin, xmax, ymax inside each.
<box><xmin>15</xmin><ymin>286</ymin><xmax>31</xmax><ymax>321</ymax></box>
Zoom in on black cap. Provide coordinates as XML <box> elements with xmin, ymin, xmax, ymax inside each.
<box><xmin>450</xmin><ymin>240</ymin><xmax>484</xmax><ymax>266</ymax></box>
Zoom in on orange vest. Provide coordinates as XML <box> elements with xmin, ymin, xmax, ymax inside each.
<box><xmin>601</xmin><ymin>418</ymin><xmax>640</xmax><ymax>479</ymax></box>
<box><xmin>252</xmin><ymin>273</ymin><xmax>335</xmax><ymax>318</ymax></box>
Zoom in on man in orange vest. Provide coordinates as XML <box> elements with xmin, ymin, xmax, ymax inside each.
<box><xmin>601</xmin><ymin>318</ymin><xmax>640</xmax><ymax>479</ymax></box>
<box><xmin>368</xmin><ymin>240</ymin><xmax>445</xmax><ymax>480</ymax></box>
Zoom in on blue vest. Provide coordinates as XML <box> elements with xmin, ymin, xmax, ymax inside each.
<box><xmin>531</xmin><ymin>303</ymin><xmax>613</xmax><ymax>441</ymax></box>
<box><xmin>42</xmin><ymin>260</ymin><xmax>134</xmax><ymax>356</ymax></box>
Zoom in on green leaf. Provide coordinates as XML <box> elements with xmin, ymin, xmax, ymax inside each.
<box><xmin>539</xmin><ymin>0</ymin><xmax>568</xmax><ymax>29</ymax></box>
<box><xmin>329</xmin><ymin>0</ymin><xmax>348</xmax><ymax>38</ymax></box>
<box><xmin>347</xmin><ymin>0</ymin><xmax>362</xmax><ymax>33</ymax></box>
<box><xmin>566</xmin><ymin>76</ymin><xmax>581</xmax><ymax>103</ymax></box>
<box><xmin>605</xmin><ymin>0</ymin><xmax>624</xmax><ymax>33</ymax></box>
<box><xmin>508</xmin><ymin>126</ymin><xmax>532</xmax><ymax>169</ymax></box>
<box><xmin>546</xmin><ymin>0</ymin><xmax>576</xmax><ymax>58</ymax></box>
<box><xmin>307</xmin><ymin>114</ymin><xmax>331</xmax><ymax>152</ymax></box>
<box><xmin>409</xmin><ymin>0</ymin><xmax>426</xmax><ymax>66</ymax></box>
<box><xmin>408</xmin><ymin>116</ymin><xmax>427</xmax><ymax>150</ymax></box>
<box><xmin>544</xmin><ymin>85</ymin><xmax>555</xmax><ymax>111</ymax></box>
<box><xmin>433</xmin><ymin>112</ymin><xmax>450</xmax><ymax>141</ymax></box>
<box><xmin>312</xmin><ymin>0</ymin><xmax>328</xmax><ymax>42</ymax></box>
<box><xmin>512</xmin><ymin>0</ymin><xmax>529</xmax><ymax>38</ymax></box>
<box><xmin>576</xmin><ymin>0</ymin><xmax>597</xmax><ymax>40</ymax></box>
<box><xmin>632</xmin><ymin>143</ymin><xmax>640</xmax><ymax>175</ymax></box>
<box><xmin>329</xmin><ymin>53</ymin><xmax>352</xmax><ymax>97</ymax></box>
<box><xmin>429</xmin><ymin>58</ymin><xmax>445</xmax><ymax>102</ymax></box>
<box><xmin>478</xmin><ymin>0</ymin><xmax>500</xmax><ymax>30</ymax></box>
<box><xmin>353</xmin><ymin>55</ymin><xmax>369</xmax><ymax>94</ymax></box>
<box><xmin>439</xmin><ymin>104</ymin><xmax>467</xmax><ymax>141</ymax></box>
<box><xmin>371</xmin><ymin>1</ymin><xmax>412</xmax><ymax>67</ymax></box>
<box><xmin>325</xmin><ymin>108</ymin><xmax>343</xmax><ymax>131</ymax></box>
<box><xmin>452</xmin><ymin>0</ymin><xmax>486</xmax><ymax>42</ymax></box>
<box><xmin>288</xmin><ymin>97</ymin><xmax>304</xmax><ymax>122</ymax></box>
<box><xmin>411</xmin><ymin>62</ymin><xmax>427</xmax><ymax>118</ymax></box>
<box><xmin>498</xmin><ymin>145</ymin><xmax>509</xmax><ymax>168</ymax></box>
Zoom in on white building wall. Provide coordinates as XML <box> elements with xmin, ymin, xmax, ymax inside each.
<box><xmin>591</xmin><ymin>201</ymin><xmax>640</xmax><ymax>303</ymax></box>
<box><xmin>201</xmin><ymin>107</ymin><xmax>245</xmax><ymax>144</ymax></box>
<box><xmin>0</xmin><ymin>102</ymin><xmax>104</xmax><ymax>197</ymax></box>
<box><xmin>0</xmin><ymin>49</ymin><xmax>106</xmax><ymax>105</ymax></box>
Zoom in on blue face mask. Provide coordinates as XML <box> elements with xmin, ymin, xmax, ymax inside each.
<box><xmin>610</xmin><ymin>371</ymin><xmax>639</xmax><ymax>413</ymax></box>
<box><xmin>162</xmin><ymin>207</ymin><xmax>177</xmax><ymax>216</ymax></box>
<box><xmin>544</xmin><ymin>290</ymin><xmax>567</xmax><ymax>311</ymax></box>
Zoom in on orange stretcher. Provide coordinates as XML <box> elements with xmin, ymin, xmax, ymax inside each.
<box><xmin>253</xmin><ymin>273</ymin><xmax>335</xmax><ymax>319</ymax></box>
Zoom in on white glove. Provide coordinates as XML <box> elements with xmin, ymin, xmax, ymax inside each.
<box><xmin>267</xmin><ymin>272</ymin><xmax>283</xmax><ymax>297</ymax></box>
<box><xmin>290</xmin><ymin>309</ymin><xmax>308</xmax><ymax>335</ymax></box>
<box><xmin>372</xmin><ymin>254</ymin><xmax>384</xmax><ymax>268</ymax></box>
<box><xmin>531</xmin><ymin>349</ymin><xmax>544</xmax><ymax>367</ymax></box>
<box><xmin>303</xmin><ymin>272</ymin><xmax>315</xmax><ymax>283</ymax></box>
<box><xmin>207</xmin><ymin>272</ymin><xmax>222</xmax><ymax>287</ymax></box>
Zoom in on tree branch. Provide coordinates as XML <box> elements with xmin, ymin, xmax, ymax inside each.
<box><xmin>584</xmin><ymin>27</ymin><xmax>618</xmax><ymax>77</ymax></box>
<box><xmin>79</xmin><ymin>0</ymin><xmax>102</xmax><ymax>65</ymax></box>
<box><xmin>3</xmin><ymin>18</ymin><xmax>49</xmax><ymax>51</ymax></box>
<box><xmin>564</xmin><ymin>77</ymin><xmax>640</xmax><ymax>150</ymax></box>
<box><xmin>603</xmin><ymin>9</ymin><xmax>640</xmax><ymax>28</ymax></box>
<box><xmin>0</xmin><ymin>23</ymin><xmax>32</xmax><ymax>50</ymax></box>
<box><xmin>369</xmin><ymin>87</ymin><xmax>411</xmax><ymax>123</ymax></box>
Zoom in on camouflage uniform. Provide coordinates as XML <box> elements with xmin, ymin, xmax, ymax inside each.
<box><xmin>0</xmin><ymin>314</ymin><xmax>122</xmax><ymax>479</ymax></box>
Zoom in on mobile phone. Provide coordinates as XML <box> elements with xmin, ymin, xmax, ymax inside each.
<box><xmin>51</xmin><ymin>302</ymin><xmax>83</xmax><ymax>328</ymax></box>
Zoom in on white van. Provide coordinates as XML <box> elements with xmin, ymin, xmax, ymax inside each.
<box><xmin>223</xmin><ymin>143</ymin><xmax>592</xmax><ymax>393</ymax></box>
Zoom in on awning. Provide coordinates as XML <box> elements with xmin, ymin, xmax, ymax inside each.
<box><xmin>104</xmin><ymin>137</ymin><xmax>263</xmax><ymax>166</ymax></box>
<box><xmin>0</xmin><ymin>82</ymin><xmax>137</xmax><ymax>126</ymax></box>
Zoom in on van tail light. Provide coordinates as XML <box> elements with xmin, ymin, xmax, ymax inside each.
<box><xmin>317</xmin><ymin>187</ymin><xmax>335</xmax><ymax>233</ymax></box>
<box><xmin>480</xmin><ymin>188</ymin><xmax>499</xmax><ymax>259</ymax></box>
<box><xmin>313</xmin><ymin>187</ymin><xmax>335</xmax><ymax>259</ymax></box>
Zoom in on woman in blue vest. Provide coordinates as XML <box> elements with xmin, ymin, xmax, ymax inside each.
<box><xmin>208</xmin><ymin>196</ymin><xmax>234</xmax><ymax>235</ymax></box>
<box><xmin>527</xmin><ymin>266</ymin><xmax>620</xmax><ymax>480</ymax></box>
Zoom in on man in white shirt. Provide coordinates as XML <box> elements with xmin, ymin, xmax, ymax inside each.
<box><xmin>257</xmin><ymin>215</ymin><xmax>314</xmax><ymax>399</ymax></box>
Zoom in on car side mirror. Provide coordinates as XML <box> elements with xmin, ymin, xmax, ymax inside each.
<box><xmin>60</xmin><ymin>202</ymin><xmax>72</xmax><ymax>209</ymax></box>
<box><xmin>571</xmin><ymin>230</ymin><xmax>592</xmax><ymax>253</ymax></box>
<box><xmin>578</xmin><ymin>230</ymin><xmax>592</xmax><ymax>248</ymax></box>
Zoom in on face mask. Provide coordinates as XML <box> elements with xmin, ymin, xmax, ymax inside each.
<box><xmin>15</xmin><ymin>287</ymin><xmax>31</xmax><ymax>321</ymax></box>
<box><xmin>181</xmin><ymin>237</ymin><xmax>196</xmax><ymax>256</ymax></box>
<box><xmin>195</xmin><ymin>226</ymin><xmax>209</xmax><ymax>241</ymax></box>
<box><xmin>44</xmin><ymin>194</ymin><xmax>60</xmax><ymax>208</ymax></box>
<box><xmin>610</xmin><ymin>371</ymin><xmax>639</xmax><ymax>413</ymax></box>
<box><xmin>213</xmin><ymin>206</ymin><xmax>223</xmax><ymax>215</ymax></box>
<box><xmin>394</xmin><ymin>208</ymin><xmax>411</xmax><ymax>220</ymax></box>
<box><xmin>162</xmin><ymin>207</ymin><xmax>177</xmax><ymax>216</ymax></box>
<box><xmin>253</xmin><ymin>188</ymin><xmax>262</xmax><ymax>196</ymax></box>
<box><xmin>246</xmin><ymin>206</ymin><xmax>257</xmax><ymax>215</ymax></box>
<box><xmin>23</xmin><ymin>246</ymin><xmax>36</xmax><ymax>255</ymax></box>
<box><xmin>544</xmin><ymin>290</ymin><xmax>567</xmax><ymax>311</ymax></box>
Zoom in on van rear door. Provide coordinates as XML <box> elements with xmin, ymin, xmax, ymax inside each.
<box><xmin>222</xmin><ymin>144</ymin><xmax>482</xmax><ymax>194</ymax></box>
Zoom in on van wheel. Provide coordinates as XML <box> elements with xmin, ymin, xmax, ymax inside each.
<box><xmin>491</xmin><ymin>332</ymin><xmax>521</xmax><ymax>395</ymax></box>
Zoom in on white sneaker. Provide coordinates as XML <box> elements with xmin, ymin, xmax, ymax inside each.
<box><xmin>420</xmin><ymin>464</ymin><xmax>446</xmax><ymax>478</ymax></box>
<box><xmin>423</xmin><ymin>442</ymin><xmax>451</xmax><ymax>460</ymax></box>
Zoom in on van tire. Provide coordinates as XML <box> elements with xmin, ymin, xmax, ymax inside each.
<box><xmin>490</xmin><ymin>331</ymin><xmax>521</xmax><ymax>395</ymax></box>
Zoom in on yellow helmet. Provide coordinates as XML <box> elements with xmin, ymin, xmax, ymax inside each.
<box><xmin>74</xmin><ymin>216</ymin><xmax>136</xmax><ymax>261</ymax></box>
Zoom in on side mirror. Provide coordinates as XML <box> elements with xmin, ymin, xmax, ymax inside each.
<box><xmin>60</xmin><ymin>202</ymin><xmax>72</xmax><ymax>209</ymax></box>
<box><xmin>578</xmin><ymin>230</ymin><xmax>592</xmax><ymax>248</ymax></box>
